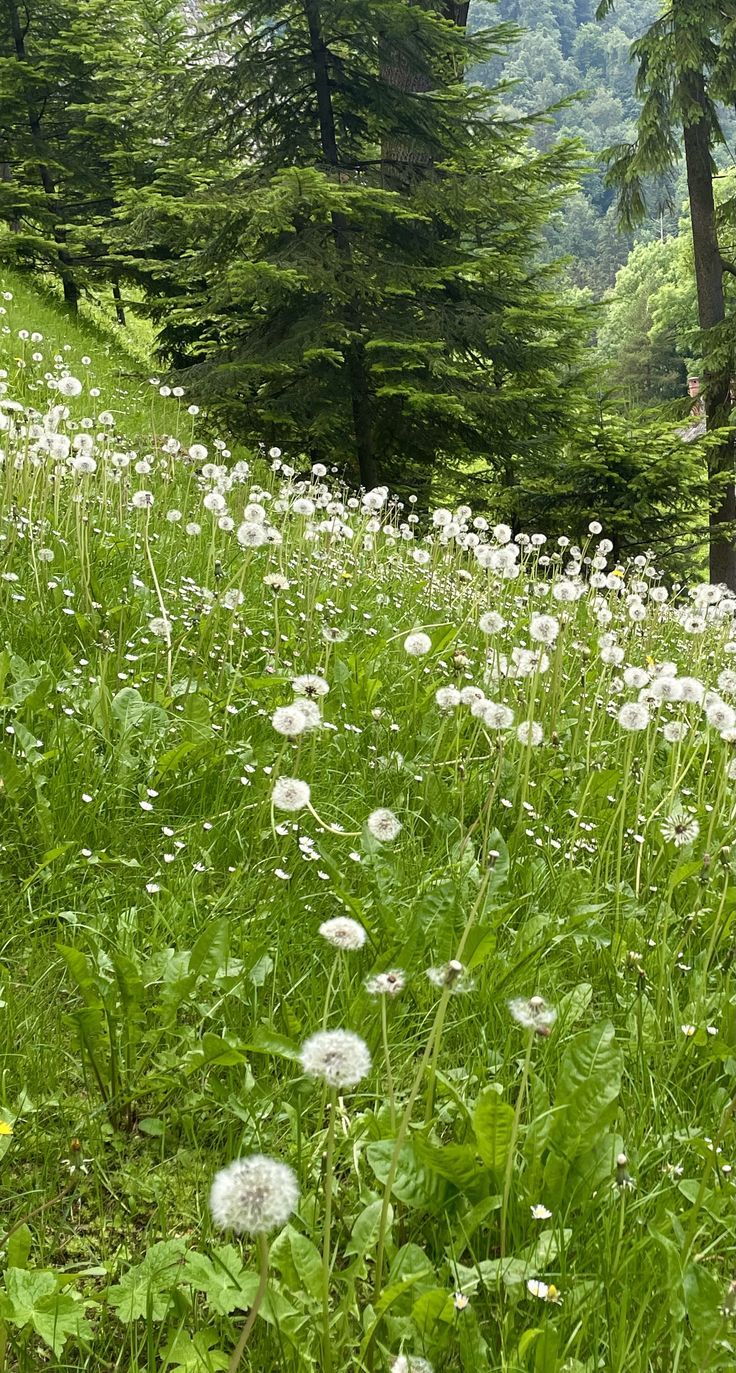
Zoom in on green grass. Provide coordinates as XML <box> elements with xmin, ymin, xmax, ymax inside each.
<box><xmin>0</xmin><ymin>277</ymin><xmax>735</xmax><ymax>1373</ymax></box>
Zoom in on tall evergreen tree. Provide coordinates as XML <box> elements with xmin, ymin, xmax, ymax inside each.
<box><xmin>599</xmin><ymin>0</ymin><xmax>736</xmax><ymax>587</ymax></box>
<box><xmin>136</xmin><ymin>0</ymin><xmax>588</xmax><ymax>492</ymax></box>
<box><xmin>0</xmin><ymin>0</ymin><xmax>188</xmax><ymax>313</ymax></box>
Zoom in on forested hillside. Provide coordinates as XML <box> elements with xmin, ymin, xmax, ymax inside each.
<box><xmin>470</xmin><ymin>0</ymin><xmax>668</xmax><ymax>293</ymax></box>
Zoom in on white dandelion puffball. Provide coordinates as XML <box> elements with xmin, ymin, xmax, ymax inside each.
<box><xmin>272</xmin><ymin>704</ymin><xmax>309</xmax><ymax>737</ymax></box>
<box><xmin>617</xmin><ymin>701</ymin><xmax>650</xmax><ymax>732</ymax></box>
<box><xmin>705</xmin><ymin>699</ymin><xmax>736</xmax><ymax>731</ymax></box>
<box><xmin>481</xmin><ymin>702</ymin><xmax>515</xmax><ymax>730</ymax></box>
<box><xmin>404</xmin><ymin>631</ymin><xmax>432</xmax><ymax>657</ymax></box>
<box><xmin>435</xmin><ymin>685</ymin><xmax>461</xmax><ymax>710</ymax></box>
<box><xmin>391</xmin><ymin>1359</ymin><xmax>434</xmax><ymax>1373</ymax></box>
<box><xmin>131</xmin><ymin>489</ymin><xmax>154</xmax><ymax>509</ymax></box>
<box><xmin>292</xmin><ymin>674</ymin><xmax>329</xmax><ymax>698</ymax></box>
<box><xmin>366</xmin><ymin>808</ymin><xmax>402</xmax><ymax>842</ymax></box>
<box><xmin>56</xmin><ymin>375</ymin><xmax>83</xmax><ymax>398</ymax></box>
<box><xmin>529</xmin><ymin>613</ymin><xmax>559</xmax><ymax>645</ymax></box>
<box><xmin>299</xmin><ymin>1029</ymin><xmax>371</xmax><ymax>1088</ymax></box>
<box><xmin>272</xmin><ymin>777</ymin><xmax>311</xmax><ymax>812</ymax></box>
<box><xmin>479</xmin><ymin>611</ymin><xmax>506</xmax><ymax>634</ymax></box>
<box><xmin>209</xmin><ymin>1155</ymin><xmax>298</xmax><ymax>1234</ymax></box>
<box><xmin>516</xmin><ymin>720</ymin><xmax>543</xmax><ymax>747</ymax></box>
<box><xmin>319</xmin><ymin>917</ymin><xmax>367</xmax><ymax>950</ymax></box>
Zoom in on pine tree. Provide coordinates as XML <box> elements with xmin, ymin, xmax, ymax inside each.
<box><xmin>0</xmin><ymin>0</ymin><xmax>187</xmax><ymax>314</ymax></box>
<box><xmin>138</xmin><ymin>0</ymin><xmax>588</xmax><ymax>492</ymax></box>
<box><xmin>599</xmin><ymin>0</ymin><xmax>736</xmax><ymax>587</ymax></box>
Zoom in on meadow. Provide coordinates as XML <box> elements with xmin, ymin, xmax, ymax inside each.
<box><xmin>0</xmin><ymin>276</ymin><xmax>735</xmax><ymax>1372</ymax></box>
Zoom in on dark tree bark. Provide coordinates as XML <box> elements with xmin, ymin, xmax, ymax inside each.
<box><xmin>4</xmin><ymin>0</ymin><xmax>79</xmax><ymax>310</ymax></box>
<box><xmin>112</xmin><ymin>280</ymin><xmax>126</xmax><ymax>326</ymax></box>
<box><xmin>302</xmin><ymin>0</ymin><xmax>378</xmax><ymax>489</ymax></box>
<box><xmin>380</xmin><ymin>0</ymin><xmax>469</xmax><ymax>185</ymax></box>
<box><xmin>683</xmin><ymin>72</ymin><xmax>736</xmax><ymax>589</ymax></box>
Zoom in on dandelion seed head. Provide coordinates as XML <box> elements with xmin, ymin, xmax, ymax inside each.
<box><xmin>272</xmin><ymin>777</ymin><xmax>311</xmax><ymax>812</ymax></box>
<box><xmin>209</xmin><ymin>1155</ymin><xmax>298</xmax><ymax>1234</ymax></box>
<box><xmin>404</xmin><ymin>631</ymin><xmax>432</xmax><ymax>657</ymax></box>
<box><xmin>366</xmin><ymin>808</ymin><xmax>402</xmax><ymax>841</ymax></box>
<box><xmin>318</xmin><ymin>917</ymin><xmax>367</xmax><ymax>950</ymax></box>
<box><xmin>299</xmin><ymin>1029</ymin><xmax>371</xmax><ymax>1088</ymax></box>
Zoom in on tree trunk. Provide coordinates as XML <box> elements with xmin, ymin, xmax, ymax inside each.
<box><xmin>4</xmin><ymin>0</ymin><xmax>79</xmax><ymax>311</ymax></box>
<box><xmin>301</xmin><ymin>0</ymin><xmax>378</xmax><ymax>489</ymax></box>
<box><xmin>112</xmin><ymin>280</ymin><xmax>126</xmax><ymax>326</ymax></box>
<box><xmin>380</xmin><ymin>0</ymin><xmax>469</xmax><ymax>185</ymax></box>
<box><xmin>682</xmin><ymin>72</ymin><xmax>736</xmax><ymax>588</ymax></box>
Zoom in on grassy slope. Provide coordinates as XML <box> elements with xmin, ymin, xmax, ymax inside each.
<box><xmin>0</xmin><ymin>274</ymin><xmax>735</xmax><ymax>1373</ymax></box>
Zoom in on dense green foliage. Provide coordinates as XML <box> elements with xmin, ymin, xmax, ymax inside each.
<box><xmin>124</xmin><ymin>0</ymin><xmax>593</xmax><ymax>492</ymax></box>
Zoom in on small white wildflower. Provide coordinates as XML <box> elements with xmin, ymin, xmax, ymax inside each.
<box><xmin>527</xmin><ymin>1280</ymin><xmax>562</xmax><ymax>1303</ymax></box>
<box><xmin>209</xmin><ymin>1155</ymin><xmax>298</xmax><ymax>1234</ymax></box>
<box><xmin>530</xmin><ymin>1204</ymin><xmax>552</xmax><ymax>1220</ymax></box>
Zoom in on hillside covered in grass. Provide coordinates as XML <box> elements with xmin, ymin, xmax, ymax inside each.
<box><xmin>1</xmin><ymin>282</ymin><xmax>736</xmax><ymax>1372</ymax></box>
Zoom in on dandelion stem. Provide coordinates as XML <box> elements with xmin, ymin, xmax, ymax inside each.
<box><xmin>228</xmin><ymin>1233</ymin><xmax>269</xmax><ymax>1373</ymax></box>
<box><xmin>380</xmin><ymin>996</ymin><xmax>396</xmax><ymax>1131</ymax></box>
<box><xmin>500</xmin><ymin>1029</ymin><xmax>533</xmax><ymax>1259</ymax></box>
<box><xmin>321</xmin><ymin>1087</ymin><xmax>337</xmax><ymax>1373</ymax></box>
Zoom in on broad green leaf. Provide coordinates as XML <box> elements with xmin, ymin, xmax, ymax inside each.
<box><xmin>163</xmin><ymin>1329</ymin><xmax>229</xmax><ymax>1370</ymax></box>
<box><xmin>287</xmin><ymin>1229</ymin><xmax>323</xmax><ymax>1302</ymax></box>
<box><xmin>473</xmin><ymin>1089</ymin><xmax>515</xmax><ymax>1171</ymax></box>
<box><xmin>189</xmin><ymin>918</ymin><xmax>230</xmax><ymax>981</ymax></box>
<box><xmin>182</xmin><ymin>1245</ymin><xmax>250</xmax><ymax>1316</ymax></box>
<box><xmin>111</xmin><ymin>686</ymin><xmax>146</xmax><ymax>730</ymax></box>
<box><xmin>3</xmin><ymin>1270</ymin><xmax>90</xmax><ymax>1355</ymax></box>
<box><xmin>366</xmin><ymin>1140</ymin><xmax>448</xmax><ymax>1209</ymax></box>
<box><xmin>458</xmin><ymin>1305</ymin><xmax>490</xmax><ymax>1369</ymax></box>
<box><xmin>345</xmin><ymin>1200</ymin><xmax>390</xmax><ymax>1257</ymax></box>
<box><xmin>182</xmin><ymin>1033</ymin><xmax>248</xmax><ymax>1072</ymax></box>
<box><xmin>411</xmin><ymin>1286</ymin><xmax>454</xmax><ymax>1338</ymax></box>
<box><xmin>413</xmin><ymin>1138</ymin><xmax>486</xmax><ymax>1192</ymax></box>
<box><xmin>549</xmin><ymin>1021</ymin><xmax>622</xmax><ymax>1152</ymax></box>
<box><xmin>6</xmin><ymin>1224</ymin><xmax>31</xmax><ymax>1271</ymax></box>
<box><xmin>107</xmin><ymin>1239</ymin><xmax>187</xmax><ymax>1322</ymax></box>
